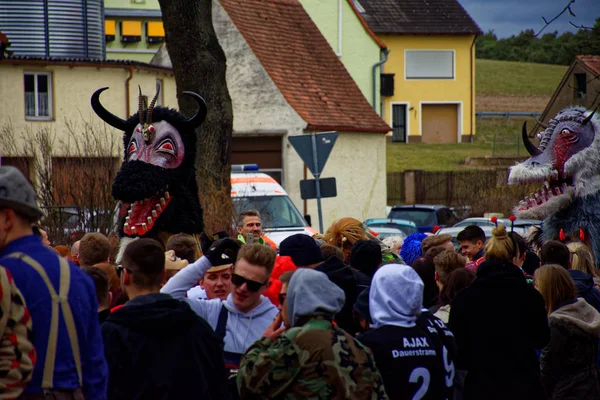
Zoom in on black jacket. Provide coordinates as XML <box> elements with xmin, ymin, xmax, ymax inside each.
<box><xmin>541</xmin><ymin>298</ymin><xmax>600</xmax><ymax>400</ymax></box>
<box><xmin>569</xmin><ymin>270</ymin><xmax>600</xmax><ymax>312</ymax></box>
<box><xmin>316</xmin><ymin>256</ymin><xmax>370</xmax><ymax>335</ymax></box>
<box><xmin>102</xmin><ymin>293</ymin><xmax>230</xmax><ymax>400</ymax></box>
<box><xmin>449</xmin><ymin>259</ymin><xmax>550</xmax><ymax>400</ymax></box>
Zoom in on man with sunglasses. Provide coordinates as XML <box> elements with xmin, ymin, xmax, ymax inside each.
<box><xmin>162</xmin><ymin>239</ymin><xmax>279</xmax><ymax>368</ymax></box>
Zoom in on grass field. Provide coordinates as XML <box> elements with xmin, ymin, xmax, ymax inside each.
<box><xmin>476</xmin><ymin>59</ymin><xmax>567</xmax><ymax>96</ymax></box>
<box><xmin>386</xmin><ymin>60</ymin><xmax>567</xmax><ymax>172</ymax></box>
<box><xmin>387</xmin><ymin>119</ymin><xmax>529</xmax><ymax>172</ymax></box>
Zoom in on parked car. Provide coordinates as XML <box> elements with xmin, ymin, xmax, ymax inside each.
<box><xmin>438</xmin><ymin>225</ymin><xmax>528</xmax><ymax>250</ymax></box>
<box><xmin>364</xmin><ymin>218</ymin><xmax>418</xmax><ymax>236</ymax></box>
<box><xmin>454</xmin><ymin>217</ymin><xmax>541</xmax><ymax>231</ymax></box>
<box><xmin>387</xmin><ymin>205</ymin><xmax>457</xmax><ymax>233</ymax></box>
<box><xmin>368</xmin><ymin>226</ymin><xmax>408</xmax><ymax>241</ymax></box>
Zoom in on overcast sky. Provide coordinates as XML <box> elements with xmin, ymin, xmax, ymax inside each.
<box><xmin>459</xmin><ymin>0</ymin><xmax>600</xmax><ymax>38</ymax></box>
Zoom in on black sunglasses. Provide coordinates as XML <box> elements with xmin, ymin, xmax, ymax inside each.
<box><xmin>231</xmin><ymin>273</ymin><xmax>267</xmax><ymax>292</ymax></box>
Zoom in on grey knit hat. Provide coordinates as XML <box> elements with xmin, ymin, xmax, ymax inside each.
<box><xmin>0</xmin><ymin>166</ymin><xmax>44</xmax><ymax>221</ymax></box>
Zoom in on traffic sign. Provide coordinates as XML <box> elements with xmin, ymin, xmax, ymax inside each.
<box><xmin>300</xmin><ymin>178</ymin><xmax>337</xmax><ymax>200</ymax></box>
<box><xmin>288</xmin><ymin>132</ymin><xmax>338</xmax><ymax>176</ymax></box>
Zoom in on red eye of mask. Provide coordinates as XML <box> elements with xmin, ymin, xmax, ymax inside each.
<box><xmin>128</xmin><ymin>142</ymin><xmax>137</xmax><ymax>154</ymax></box>
<box><xmin>160</xmin><ymin>142</ymin><xmax>173</xmax><ymax>151</ymax></box>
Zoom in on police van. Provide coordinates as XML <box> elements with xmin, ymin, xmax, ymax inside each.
<box><xmin>231</xmin><ymin>164</ymin><xmax>316</xmax><ymax>246</ymax></box>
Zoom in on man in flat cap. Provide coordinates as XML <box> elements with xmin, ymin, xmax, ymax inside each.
<box><xmin>0</xmin><ymin>166</ymin><xmax>108</xmax><ymax>400</ymax></box>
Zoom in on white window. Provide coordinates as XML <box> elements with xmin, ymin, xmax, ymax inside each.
<box><xmin>155</xmin><ymin>79</ymin><xmax>163</xmax><ymax>106</ymax></box>
<box><xmin>24</xmin><ymin>72</ymin><xmax>53</xmax><ymax>120</ymax></box>
<box><xmin>405</xmin><ymin>50</ymin><xmax>454</xmax><ymax>79</ymax></box>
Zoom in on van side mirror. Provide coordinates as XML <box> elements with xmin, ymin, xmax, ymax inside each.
<box><xmin>304</xmin><ymin>214</ymin><xmax>312</xmax><ymax>227</ymax></box>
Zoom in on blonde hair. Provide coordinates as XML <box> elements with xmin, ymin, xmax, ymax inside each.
<box><xmin>534</xmin><ymin>264</ymin><xmax>577</xmax><ymax>315</ymax></box>
<box><xmin>484</xmin><ymin>224</ymin><xmax>516</xmax><ymax>262</ymax></box>
<box><xmin>323</xmin><ymin>218</ymin><xmax>368</xmax><ymax>262</ymax></box>
<box><xmin>568</xmin><ymin>242</ymin><xmax>598</xmax><ymax>278</ymax></box>
<box><xmin>237</xmin><ymin>243</ymin><xmax>276</xmax><ymax>274</ymax></box>
<box><xmin>433</xmin><ymin>250</ymin><xmax>467</xmax><ymax>286</ymax></box>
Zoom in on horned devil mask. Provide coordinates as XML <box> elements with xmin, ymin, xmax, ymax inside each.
<box><xmin>91</xmin><ymin>86</ymin><xmax>207</xmax><ymax>239</ymax></box>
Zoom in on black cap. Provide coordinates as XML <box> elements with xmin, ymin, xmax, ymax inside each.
<box><xmin>349</xmin><ymin>240</ymin><xmax>382</xmax><ymax>277</ymax></box>
<box><xmin>279</xmin><ymin>234</ymin><xmax>324</xmax><ymax>267</ymax></box>
<box><xmin>353</xmin><ymin>287</ymin><xmax>371</xmax><ymax>322</ymax></box>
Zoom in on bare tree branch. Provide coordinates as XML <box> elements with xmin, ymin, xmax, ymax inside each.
<box><xmin>535</xmin><ymin>0</ymin><xmax>576</xmax><ymax>36</ymax></box>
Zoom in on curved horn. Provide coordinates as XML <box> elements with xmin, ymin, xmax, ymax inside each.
<box><xmin>535</xmin><ymin>119</ymin><xmax>548</xmax><ymax>129</ymax></box>
<box><xmin>146</xmin><ymin>88</ymin><xmax>160</xmax><ymax>125</ymax></box>
<box><xmin>91</xmin><ymin>87</ymin><xmax>129</xmax><ymax>131</ymax></box>
<box><xmin>582</xmin><ymin>106</ymin><xmax>598</xmax><ymax>126</ymax></box>
<box><xmin>182</xmin><ymin>91</ymin><xmax>208</xmax><ymax>129</ymax></box>
<box><xmin>137</xmin><ymin>86</ymin><xmax>145</xmax><ymax>125</ymax></box>
<box><xmin>522</xmin><ymin>121</ymin><xmax>542</xmax><ymax>156</ymax></box>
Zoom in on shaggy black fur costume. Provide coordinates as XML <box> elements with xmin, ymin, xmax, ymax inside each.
<box><xmin>91</xmin><ymin>88</ymin><xmax>206</xmax><ymax>240</ymax></box>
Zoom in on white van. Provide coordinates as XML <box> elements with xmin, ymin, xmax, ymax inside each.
<box><xmin>231</xmin><ymin>166</ymin><xmax>316</xmax><ymax>246</ymax></box>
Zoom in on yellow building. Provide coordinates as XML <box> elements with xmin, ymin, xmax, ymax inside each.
<box><xmin>0</xmin><ymin>55</ymin><xmax>175</xmax><ymax>196</ymax></box>
<box><xmin>359</xmin><ymin>0</ymin><xmax>481</xmax><ymax>143</ymax></box>
<box><xmin>104</xmin><ymin>0</ymin><xmax>165</xmax><ymax>62</ymax></box>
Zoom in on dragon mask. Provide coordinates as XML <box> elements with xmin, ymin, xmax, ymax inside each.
<box><xmin>508</xmin><ymin>106</ymin><xmax>600</xmax><ymax>259</ymax></box>
<box><xmin>91</xmin><ymin>87</ymin><xmax>207</xmax><ymax>239</ymax></box>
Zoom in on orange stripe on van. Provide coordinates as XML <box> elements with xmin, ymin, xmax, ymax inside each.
<box><xmin>230</xmin><ymin>177</ymin><xmax>277</xmax><ymax>184</ymax></box>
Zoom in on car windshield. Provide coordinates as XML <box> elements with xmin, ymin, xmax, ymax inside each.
<box><xmin>454</xmin><ymin>220</ymin><xmax>495</xmax><ymax>227</ymax></box>
<box><xmin>233</xmin><ymin>196</ymin><xmax>306</xmax><ymax>229</ymax></box>
<box><xmin>389</xmin><ymin>209</ymin><xmax>437</xmax><ymax>226</ymax></box>
<box><xmin>367</xmin><ymin>223</ymin><xmax>418</xmax><ymax>236</ymax></box>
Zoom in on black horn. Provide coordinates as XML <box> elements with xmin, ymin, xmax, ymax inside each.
<box><xmin>523</xmin><ymin>121</ymin><xmax>542</xmax><ymax>156</ymax></box>
<box><xmin>182</xmin><ymin>91</ymin><xmax>208</xmax><ymax>129</ymax></box>
<box><xmin>582</xmin><ymin>106</ymin><xmax>598</xmax><ymax>126</ymax></box>
<box><xmin>91</xmin><ymin>87</ymin><xmax>129</xmax><ymax>131</ymax></box>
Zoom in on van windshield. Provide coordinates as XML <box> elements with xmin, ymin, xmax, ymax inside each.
<box><xmin>233</xmin><ymin>196</ymin><xmax>306</xmax><ymax>229</ymax></box>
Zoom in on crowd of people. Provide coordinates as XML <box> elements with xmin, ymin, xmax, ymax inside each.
<box><xmin>1</xmin><ymin>165</ymin><xmax>600</xmax><ymax>399</ymax></box>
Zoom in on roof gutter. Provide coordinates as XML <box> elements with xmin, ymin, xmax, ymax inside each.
<box><xmin>124</xmin><ymin>67</ymin><xmax>134</xmax><ymax>117</ymax></box>
<box><xmin>372</xmin><ymin>48</ymin><xmax>390</xmax><ymax>111</ymax></box>
<box><xmin>469</xmin><ymin>35</ymin><xmax>476</xmax><ymax>143</ymax></box>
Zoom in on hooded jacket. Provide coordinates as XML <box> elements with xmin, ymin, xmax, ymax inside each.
<box><xmin>360</xmin><ymin>264</ymin><xmax>453</xmax><ymax>400</ymax></box>
<box><xmin>315</xmin><ymin>255</ymin><xmax>370</xmax><ymax>335</ymax></box>
<box><xmin>101</xmin><ymin>293</ymin><xmax>229</xmax><ymax>400</ymax></box>
<box><xmin>569</xmin><ymin>270</ymin><xmax>600</xmax><ymax>312</ymax></box>
<box><xmin>237</xmin><ymin>269</ymin><xmax>388</xmax><ymax>399</ymax></box>
<box><xmin>161</xmin><ymin>256</ymin><xmax>279</xmax><ymax>354</ymax></box>
<box><xmin>449</xmin><ymin>259</ymin><xmax>550</xmax><ymax>400</ymax></box>
<box><xmin>541</xmin><ymin>298</ymin><xmax>600</xmax><ymax>399</ymax></box>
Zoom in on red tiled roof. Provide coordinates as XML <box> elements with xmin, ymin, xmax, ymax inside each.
<box><xmin>577</xmin><ymin>55</ymin><xmax>600</xmax><ymax>76</ymax></box>
<box><xmin>219</xmin><ymin>0</ymin><xmax>391</xmax><ymax>134</ymax></box>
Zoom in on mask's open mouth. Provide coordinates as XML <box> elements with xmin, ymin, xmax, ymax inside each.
<box><xmin>517</xmin><ymin>172</ymin><xmax>574</xmax><ymax>211</ymax></box>
<box><xmin>121</xmin><ymin>189</ymin><xmax>173</xmax><ymax>236</ymax></box>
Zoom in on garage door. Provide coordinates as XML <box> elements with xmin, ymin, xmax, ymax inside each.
<box><xmin>232</xmin><ymin>135</ymin><xmax>283</xmax><ymax>183</ymax></box>
<box><xmin>421</xmin><ymin>104</ymin><xmax>458</xmax><ymax>144</ymax></box>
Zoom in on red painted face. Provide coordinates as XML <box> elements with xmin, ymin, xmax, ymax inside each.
<box><xmin>552</xmin><ymin>128</ymin><xmax>580</xmax><ymax>176</ymax></box>
<box><xmin>127</xmin><ymin>121</ymin><xmax>185</xmax><ymax>169</ymax></box>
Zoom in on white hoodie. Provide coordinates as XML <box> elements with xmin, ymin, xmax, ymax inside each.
<box><xmin>369</xmin><ymin>263</ymin><xmax>424</xmax><ymax>329</ymax></box>
<box><xmin>161</xmin><ymin>256</ymin><xmax>278</xmax><ymax>354</ymax></box>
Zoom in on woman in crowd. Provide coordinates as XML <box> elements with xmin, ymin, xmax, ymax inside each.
<box><xmin>449</xmin><ymin>224</ymin><xmax>550</xmax><ymax>400</ymax></box>
<box><xmin>435</xmin><ymin>267</ymin><xmax>475</xmax><ymax>323</ymax></box>
<box><xmin>568</xmin><ymin>242</ymin><xmax>600</xmax><ymax>288</ymax></box>
<box><xmin>411</xmin><ymin>256</ymin><xmax>440</xmax><ymax>313</ymax></box>
<box><xmin>434</xmin><ymin>250</ymin><xmax>467</xmax><ymax>292</ymax></box>
<box><xmin>535</xmin><ymin>264</ymin><xmax>600</xmax><ymax>399</ymax></box>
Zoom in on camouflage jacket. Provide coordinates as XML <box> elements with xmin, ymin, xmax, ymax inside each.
<box><xmin>237</xmin><ymin>317</ymin><xmax>388</xmax><ymax>400</ymax></box>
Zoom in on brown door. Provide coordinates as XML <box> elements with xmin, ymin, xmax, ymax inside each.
<box><xmin>421</xmin><ymin>104</ymin><xmax>458</xmax><ymax>144</ymax></box>
<box><xmin>231</xmin><ymin>135</ymin><xmax>283</xmax><ymax>183</ymax></box>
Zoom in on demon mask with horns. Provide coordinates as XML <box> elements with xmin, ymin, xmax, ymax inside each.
<box><xmin>91</xmin><ymin>86</ymin><xmax>207</xmax><ymax>244</ymax></box>
<box><xmin>508</xmin><ymin>106</ymin><xmax>600</xmax><ymax>263</ymax></box>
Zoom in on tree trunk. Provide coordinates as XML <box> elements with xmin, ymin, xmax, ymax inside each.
<box><xmin>158</xmin><ymin>0</ymin><xmax>233</xmax><ymax>235</ymax></box>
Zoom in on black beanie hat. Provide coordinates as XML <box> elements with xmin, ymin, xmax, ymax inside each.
<box><xmin>279</xmin><ymin>234</ymin><xmax>324</xmax><ymax>267</ymax></box>
<box><xmin>353</xmin><ymin>287</ymin><xmax>371</xmax><ymax>322</ymax></box>
<box><xmin>350</xmin><ymin>240</ymin><xmax>382</xmax><ymax>277</ymax></box>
